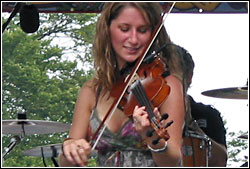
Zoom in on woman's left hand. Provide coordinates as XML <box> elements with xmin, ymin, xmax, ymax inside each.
<box><xmin>133</xmin><ymin>105</ymin><xmax>162</xmax><ymax>138</ymax></box>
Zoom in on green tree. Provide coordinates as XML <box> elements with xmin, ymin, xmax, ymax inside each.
<box><xmin>2</xmin><ymin>12</ymin><xmax>96</xmax><ymax>167</ymax></box>
<box><xmin>226</xmin><ymin>131</ymin><xmax>248</xmax><ymax>167</ymax></box>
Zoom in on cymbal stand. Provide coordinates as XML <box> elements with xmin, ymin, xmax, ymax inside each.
<box><xmin>50</xmin><ymin>146</ymin><xmax>59</xmax><ymax>167</ymax></box>
<box><xmin>41</xmin><ymin>147</ymin><xmax>47</xmax><ymax>167</ymax></box>
<box><xmin>41</xmin><ymin>146</ymin><xmax>59</xmax><ymax>167</ymax></box>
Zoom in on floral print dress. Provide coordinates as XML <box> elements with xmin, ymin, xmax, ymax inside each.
<box><xmin>88</xmin><ymin>109</ymin><xmax>157</xmax><ymax>167</ymax></box>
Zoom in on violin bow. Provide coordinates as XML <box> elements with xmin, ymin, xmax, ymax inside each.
<box><xmin>91</xmin><ymin>2</ymin><xmax>176</xmax><ymax>151</ymax></box>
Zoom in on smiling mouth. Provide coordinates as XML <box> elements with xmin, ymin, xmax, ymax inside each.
<box><xmin>124</xmin><ymin>46</ymin><xmax>140</xmax><ymax>54</ymax></box>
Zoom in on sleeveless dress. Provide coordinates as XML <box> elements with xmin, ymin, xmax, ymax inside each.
<box><xmin>88</xmin><ymin>109</ymin><xmax>157</xmax><ymax>167</ymax></box>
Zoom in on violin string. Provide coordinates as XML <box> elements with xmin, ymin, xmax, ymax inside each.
<box><xmin>132</xmin><ymin>81</ymin><xmax>149</xmax><ymax>109</ymax></box>
<box><xmin>138</xmin><ymin>81</ymin><xmax>161</xmax><ymax>129</ymax></box>
<box><xmin>137</xmin><ymin>81</ymin><xmax>154</xmax><ymax>117</ymax></box>
<box><xmin>132</xmin><ymin>80</ymin><xmax>159</xmax><ymax>129</ymax></box>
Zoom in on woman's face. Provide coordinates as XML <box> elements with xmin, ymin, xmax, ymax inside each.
<box><xmin>109</xmin><ymin>6</ymin><xmax>152</xmax><ymax>69</ymax></box>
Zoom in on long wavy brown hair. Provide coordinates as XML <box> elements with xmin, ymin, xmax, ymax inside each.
<box><xmin>92</xmin><ymin>2</ymin><xmax>182</xmax><ymax>94</ymax></box>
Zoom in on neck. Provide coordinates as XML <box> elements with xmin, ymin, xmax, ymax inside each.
<box><xmin>119</xmin><ymin>61</ymin><xmax>136</xmax><ymax>76</ymax></box>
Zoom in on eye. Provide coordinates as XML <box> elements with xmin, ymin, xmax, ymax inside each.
<box><xmin>138</xmin><ymin>26</ymin><xmax>151</xmax><ymax>33</ymax></box>
<box><xmin>119</xmin><ymin>26</ymin><xmax>129</xmax><ymax>32</ymax></box>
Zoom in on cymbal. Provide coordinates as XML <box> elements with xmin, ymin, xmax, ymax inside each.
<box><xmin>238</xmin><ymin>134</ymin><xmax>248</xmax><ymax>139</ymax></box>
<box><xmin>22</xmin><ymin>143</ymin><xmax>62</xmax><ymax>157</ymax></box>
<box><xmin>201</xmin><ymin>86</ymin><xmax>248</xmax><ymax>99</ymax></box>
<box><xmin>2</xmin><ymin>119</ymin><xmax>71</xmax><ymax>135</ymax></box>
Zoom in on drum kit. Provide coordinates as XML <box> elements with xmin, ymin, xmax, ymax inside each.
<box><xmin>2</xmin><ymin>112</ymin><xmax>70</xmax><ymax>166</ymax></box>
<box><xmin>182</xmin><ymin>85</ymin><xmax>248</xmax><ymax>167</ymax></box>
<box><xmin>182</xmin><ymin>130</ymin><xmax>211</xmax><ymax>167</ymax></box>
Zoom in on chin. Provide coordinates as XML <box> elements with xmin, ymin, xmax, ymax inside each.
<box><xmin>126</xmin><ymin>55</ymin><xmax>140</xmax><ymax>63</ymax></box>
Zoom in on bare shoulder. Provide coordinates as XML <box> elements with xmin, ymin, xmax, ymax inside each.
<box><xmin>70</xmin><ymin>79</ymin><xmax>97</xmax><ymax>138</ymax></box>
<box><xmin>161</xmin><ymin>74</ymin><xmax>185</xmax><ymax>113</ymax></box>
<box><xmin>81</xmin><ymin>80</ymin><xmax>96</xmax><ymax>94</ymax></box>
<box><xmin>165</xmin><ymin>75</ymin><xmax>183</xmax><ymax>90</ymax></box>
<box><xmin>77</xmin><ymin>79</ymin><xmax>97</xmax><ymax>111</ymax></box>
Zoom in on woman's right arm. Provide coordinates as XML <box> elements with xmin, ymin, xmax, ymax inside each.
<box><xmin>58</xmin><ymin>81</ymin><xmax>96</xmax><ymax>167</ymax></box>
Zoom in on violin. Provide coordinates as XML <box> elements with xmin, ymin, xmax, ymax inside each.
<box><xmin>111</xmin><ymin>53</ymin><xmax>173</xmax><ymax>144</ymax></box>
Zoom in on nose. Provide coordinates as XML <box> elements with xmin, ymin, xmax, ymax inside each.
<box><xmin>128</xmin><ymin>29</ymin><xmax>139</xmax><ymax>45</ymax></box>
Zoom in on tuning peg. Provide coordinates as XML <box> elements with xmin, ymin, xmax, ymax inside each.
<box><xmin>152</xmin><ymin>137</ymin><xmax>161</xmax><ymax>145</ymax></box>
<box><xmin>165</xmin><ymin>120</ymin><xmax>174</xmax><ymax>128</ymax></box>
<box><xmin>160</xmin><ymin>113</ymin><xmax>168</xmax><ymax>122</ymax></box>
<box><xmin>146</xmin><ymin>129</ymin><xmax>155</xmax><ymax>137</ymax></box>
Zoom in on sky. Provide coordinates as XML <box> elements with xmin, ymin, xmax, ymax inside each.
<box><xmin>164</xmin><ymin>13</ymin><xmax>249</xmax><ymax>165</ymax></box>
<box><xmin>164</xmin><ymin>13</ymin><xmax>249</xmax><ymax>133</ymax></box>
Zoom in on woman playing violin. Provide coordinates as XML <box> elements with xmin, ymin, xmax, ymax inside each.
<box><xmin>59</xmin><ymin>2</ymin><xmax>185</xmax><ymax>167</ymax></box>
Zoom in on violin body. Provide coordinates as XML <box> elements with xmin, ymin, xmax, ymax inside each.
<box><xmin>111</xmin><ymin>57</ymin><xmax>171</xmax><ymax>116</ymax></box>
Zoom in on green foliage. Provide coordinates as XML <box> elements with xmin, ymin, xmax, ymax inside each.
<box><xmin>226</xmin><ymin>131</ymin><xmax>248</xmax><ymax>166</ymax></box>
<box><xmin>2</xmin><ymin>13</ymin><xmax>96</xmax><ymax>167</ymax></box>
<box><xmin>35</xmin><ymin>13</ymin><xmax>98</xmax><ymax>64</ymax></box>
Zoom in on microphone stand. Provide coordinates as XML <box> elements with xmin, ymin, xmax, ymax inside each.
<box><xmin>2</xmin><ymin>135</ymin><xmax>22</xmax><ymax>161</ymax></box>
<box><xmin>2</xmin><ymin>2</ymin><xmax>23</xmax><ymax>33</ymax></box>
<box><xmin>2</xmin><ymin>112</ymin><xmax>26</xmax><ymax>163</ymax></box>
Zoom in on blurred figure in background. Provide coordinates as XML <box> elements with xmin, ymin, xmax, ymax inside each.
<box><xmin>177</xmin><ymin>45</ymin><xmax>228</xmax><ymax>166</ymax></box>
